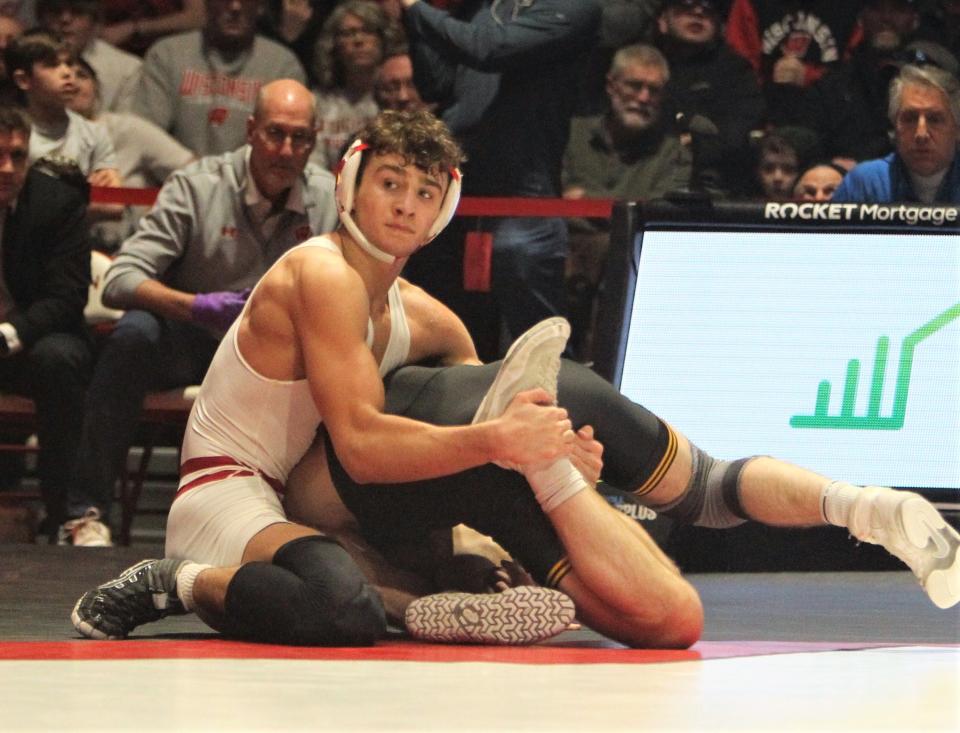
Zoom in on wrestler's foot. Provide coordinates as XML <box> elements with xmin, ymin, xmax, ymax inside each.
<box><xmin>848</xmin><ymin>487</ymin><xmax>960</xmax><ymax>609</ymax></box>
<box><xmin>404</xmin><ymin>585</ymin><xmax>576</xmax><ymax>645</ymax></box>
<box><xmin>472</xmin><ymin>316</ymin><xmax>570</xmax><ymax>424</ymax></box>
<box><xmin>71</xmin><ymin>558</ymin><xmax>189</xmax><ymax>639</ymax></box>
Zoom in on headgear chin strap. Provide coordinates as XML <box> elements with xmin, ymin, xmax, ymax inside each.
<box><xmin>334</xmin><ymin>139</ymin><xmax>462</xmax><ymax>264</ymax></box>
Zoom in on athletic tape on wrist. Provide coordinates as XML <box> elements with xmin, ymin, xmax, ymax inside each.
<box><xmin>526</xmin><ymin>458</ymin><xmax>589</xmax><ymax>513</ymax></box>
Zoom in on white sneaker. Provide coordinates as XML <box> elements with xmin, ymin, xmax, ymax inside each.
<box><xmin>472</xmin><ymin>316</ymin><xmax>570</xmax><ymax>424</ymax></box>
<box><xmin>404</xmin><ymin>585</ymin><xmax>576</xmax><ymax>644</ymax></box>
<box><xmin>848</xmin><ymin>487</ymin><xmax>960</xmax><ymax>609</ymax></box>
<box><xmin>59</xmin><ymin>508</ymin><xmax>113</xmax><ymax>547</ymax></box>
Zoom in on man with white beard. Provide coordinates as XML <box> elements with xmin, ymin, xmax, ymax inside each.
<box><xmin>562</xmin><ymin>44</ymin><xmax>691</xmax><ymax>204</ymax></box>
<box><xmin>561</xmin><ymin>43</ymin><xmax>691</xmax><ymax>357</ymax></box>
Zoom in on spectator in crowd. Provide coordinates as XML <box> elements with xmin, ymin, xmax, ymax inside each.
<box><xmin>400</xmin><ymin>0</ymin><xmax>602</xmax><ymax>361</ymax></box>
<box><xmin>725</xmin><ymin>0</ymin><xmax>863</xmax><ymax>112</ymax></box>
<box><xmin>132</xmin><ymin>0</ymin><xmax>306</xmax><ymax>157</ymax></box>
<box><xmin>37</xmin><ymin>0</ymin><xmax>141</xmax><ymax>112</ymax></box>
<box><xmin>0</xmin><ymin>13</ymin><xmax>23</xmax><ymax>104</ymax></box>
<box><xmin>748</xmin><ymin>126</ymin><xmax>822</xmax><ymax>200</ymax></box>
<box><xmin>654</xmin><ymin>0</ymin><xmax>764</xmax><ymax>191</ymax></box>
<box><xmin>373</xmin><ymin>48</ymin><xmax>423</xmax><ymax>112</ymax></box>
<box><xmin>67</xmin><ymin>57</ymin><xmax>195</xmax><ymax>250</ymax></box>
<box><xmin>792</xmin><ymin>160</ymin><xmax>846</xmax><ymax>200</ymax></box>
<box><xmin>99</xmin><ymin>0</ymin><xmax>206</xmax><ymax>56</ymax></box>
<box><xmin>310</xmin><ymin>0</ymin><xmax>401</xmax><ymax>170</ymax></box>
<box><xmin>7</xmin><ymin>29</ymin><xmax>120</xmax><ymax>186</ymax></box>
<box><xmin>59</xmin><ymin>79</ymin><xmax>339</xmax><ymax>546</ymax></box>
<box><xmin>68</xmin><ymin>57</ymin><xmax>193</xmax><ymax>190</ymax></box>
<box><xmin>258</xmin><ymin>0</ymin><xmax>330</xmax><ymax>86</ymax></box>
<box><xmin>773</xmin><ymin>0</ymin><xmax>943</xmax><ymax>167</ymax></box>
<box><xmin>563</xmin><ymin>44</ymin><xmax>692</xmax><ymax>202</ymax></box>
<box><xmin>577</xmin><ymin>0</ymin><xmax>664</xmax><ymax>115</ymax></box>
<box><xmin>0</xmin><ymin>106</ymin><xmax>92</xmax><ymax>533</ymax></box>
<box><xmin>563</xmin><ymin>44</ymin><xmax>690</xmax><ymax>358</ymax></box>
<box><xmin>833</xmin><ymin>63</ymin><xmax>960</xmax><ymax>202</ymax></box>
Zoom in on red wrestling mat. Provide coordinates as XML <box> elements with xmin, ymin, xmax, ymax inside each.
<box><xmin>0</xmin><ymin>639</ymin><xmax>909</xmax><ymax>664</ymax></box>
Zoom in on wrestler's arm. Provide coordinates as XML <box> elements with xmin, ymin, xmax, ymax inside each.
<box><xmin>398</xmin><ymin>278</ymin><xmax>481</xmax><ymax>367</ymax></box>
<box><xmin>295</xmin><ymin>257</ymin><xmax>573</xmax><ymax>484</ymax></box>
<box><xmin>398</xmin><ymin>278</ymin><xmax>605</xmax><ymax>483</ymax></box>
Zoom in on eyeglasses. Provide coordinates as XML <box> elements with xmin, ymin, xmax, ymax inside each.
<box><xmin>259</xmin><ymin>125</ymin><xmax>315</xmax><ymax>152</ymax></box>
<box><xmin>336</xmin><ymin>26</ymin><xmax>377</xmax><ymax>40</ymax></box>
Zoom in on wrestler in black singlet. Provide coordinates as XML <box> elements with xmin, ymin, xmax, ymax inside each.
<box><xmin>326</xmin><ymin>360</ymin><xmax>674</xmax><ymax>586</ymax></box>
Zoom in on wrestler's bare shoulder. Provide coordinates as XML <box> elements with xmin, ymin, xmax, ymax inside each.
<box><xmin>263</xmin><ymin>238</ymin><xmax>364</xmax><ymax>302</ymax></box>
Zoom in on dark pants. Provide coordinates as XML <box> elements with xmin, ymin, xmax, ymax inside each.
<box><xmin>68</xmin><ymin>310</ymin><xmax>219</xmax><ymax>520</ymax></box>
<box><xmin>0</xmin><ymin>331</ymin><xmax>92</xmax><ymax>525</ymax></box>
<box><xmin>405</xmin><ymin>216</ymin><xmax>568</xmax><ymax>361</ymax></box>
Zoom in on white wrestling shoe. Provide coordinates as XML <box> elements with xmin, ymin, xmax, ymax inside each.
<box><xmin>848</xmin><ymin>487</ymin><xmax>960</xmax><ymax>609</ymax></box>
<box><xmin>404</xmin><ymin>586</ymin><xmax>576</xmax><ymax>645</ymax></box>
<box><xmin>472</xmin><ymin>316</ymin><xmax>570</xmax><ymax>424</ymax></box>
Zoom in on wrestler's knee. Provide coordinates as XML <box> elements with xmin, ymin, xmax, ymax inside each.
<box><xmin>620</xmin><ymin>578</ymin><xmax>703</xmax><ymax>650</ymax></box>
<box><xmin>274</xmin><ymin>535</ymin><xmax>386</xmax><ymax>645</ymax></box>
<box><xmin>559</xmin><ymin>569</ymin><xmax>703</xmax><ymax>649</ymax></box>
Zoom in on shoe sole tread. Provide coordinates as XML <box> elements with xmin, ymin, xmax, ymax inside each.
<box><xmin>900</xmin><ymin>498</ymin><xmax>960</xmax><ymax>609</ymax></box>
<box><xmin>405</xmin><ymin>586</ymin><xmax>575</xmax><ymax>645</ymax></box>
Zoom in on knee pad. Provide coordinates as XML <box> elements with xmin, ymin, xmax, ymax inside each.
<box><xmin>653</xmin><ymin>445</ymin><xmax>754</xmax><ymax>529</ymax></box>
<box><xmin>225</xmin><ymin>535</ymin><xmax>386</xmax><ymax>646</ymax></box>
<box><xmin>274</xmin><ymin>535</ymin><xmax>386</xmax><ymax>645</ymax></box>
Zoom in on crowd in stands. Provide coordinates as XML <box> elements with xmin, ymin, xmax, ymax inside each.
<box><xmin>0</xmin><ymin>0</ymin><xmax>957</xmax><ymax>546</ymax></box>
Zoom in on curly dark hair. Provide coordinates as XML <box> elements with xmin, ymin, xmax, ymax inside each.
<box><xmin>356</xmin><ymin>109</ymin><xmax>465</xmax><ymax>181</ymax></box>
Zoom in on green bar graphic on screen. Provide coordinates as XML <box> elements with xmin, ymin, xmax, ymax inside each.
<box><xmin>619</xmin><ymin>229</ymin><xmax>960</xmax><ymax>490</ymax></box>
<box><xmin>790</xmin><ymin>303</ymin><xmax>960</xmax><ymax>430</ymax></box>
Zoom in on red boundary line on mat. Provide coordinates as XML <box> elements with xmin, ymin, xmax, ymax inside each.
<box><xmin>0</xmin><ymin>640</ymin><xmax>913</xmax><ymax>664</ymax></box>
<box><xmin>89</xmin><ymin>187</ymin><xmax>615</xmax><ymax>219</ymax></box>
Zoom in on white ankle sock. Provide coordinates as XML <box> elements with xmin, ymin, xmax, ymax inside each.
<box><xmin>175</xmin><ymin>562</ymin><xmax>212</xmax><ymax>612</ymax></box>
<box><xmin>820</xmin><ymin>481</ymin><xmax>861</xmax><ymax>527</ymax></box>
<box><xmin>524</xmin><ymin>457</ymin><xmax>589</xmax><ymax>513</ymax></box>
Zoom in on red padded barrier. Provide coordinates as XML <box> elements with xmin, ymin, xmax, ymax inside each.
<box><xmin>89</xmin><ymin>187</ymin><xmax>615</xmax><ymax>219</ymax></box>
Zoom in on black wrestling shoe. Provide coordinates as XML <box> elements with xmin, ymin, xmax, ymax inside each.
<box><xmin>404</xmin><ymin>585</ymin><xmax>576</xmax><ymax>645</ymax></box>
<box><xmin>71</xmin><ymin>558</ymin><xmax>188</xmax><ymax>639</ymax></box>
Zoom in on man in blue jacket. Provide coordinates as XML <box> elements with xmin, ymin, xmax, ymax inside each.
<box><xmin>833</xmin><ymin>63</ymin><xmax>960</xmax><ymax>203</ymax></box>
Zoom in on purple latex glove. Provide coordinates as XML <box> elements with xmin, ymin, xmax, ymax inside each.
<box><xmin>190</xmin><ymin>288</ymin><xmax>251</xmax><ymax>331</ymax></box>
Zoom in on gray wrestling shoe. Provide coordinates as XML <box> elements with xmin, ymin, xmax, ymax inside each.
<box><xmin>404</xmin><ymin>585</ymin><xmax>576</xmax><ymax>645</ymax></box>
<box><xmin>71</xmin><ymin>558</ymin><xmax>189</xmax><ymax>639</ymax></box>
<box><xmin>848</xmin><ymin>487</ymin><xmax>960</xmax><ymax>609</ymax></box>
<box><xmin>472</xmin><ymin>317</ymin><xmax>570</xmax><ymax>424</ymax></box>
